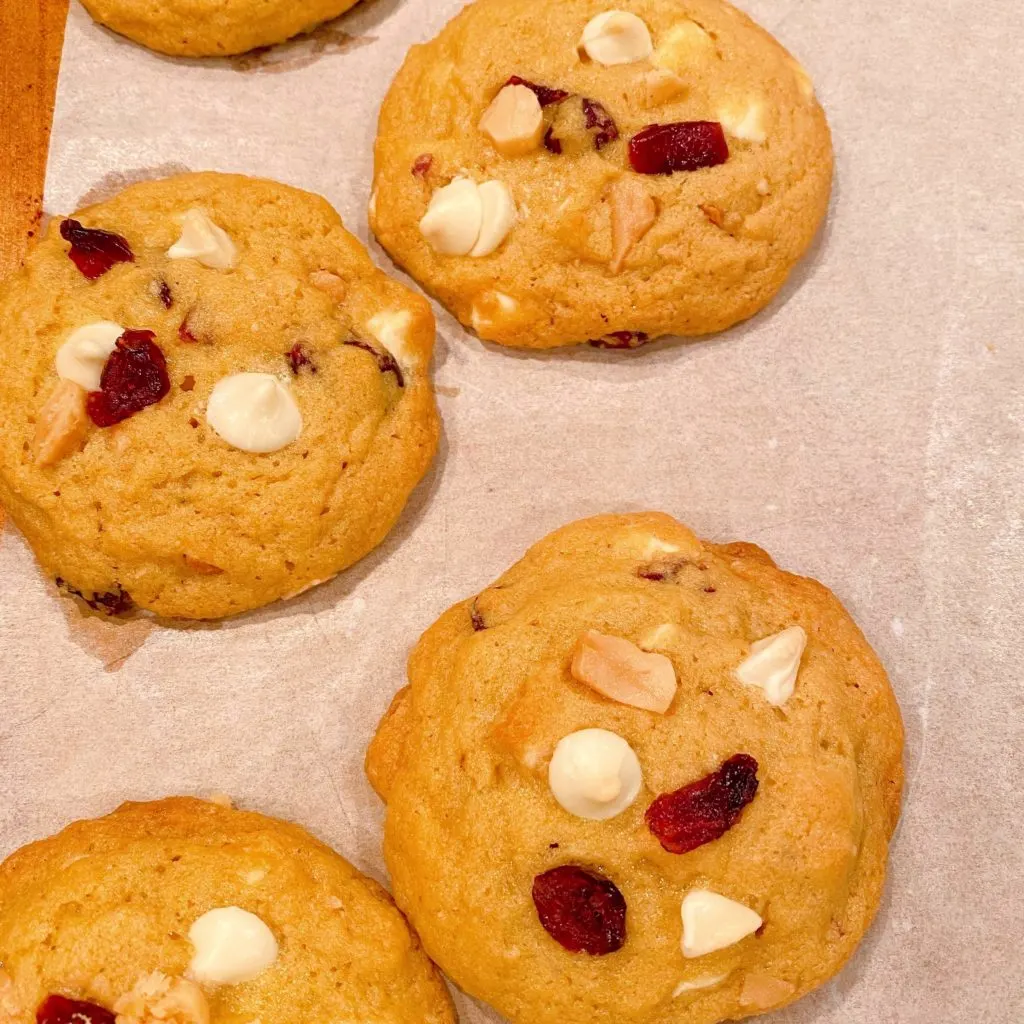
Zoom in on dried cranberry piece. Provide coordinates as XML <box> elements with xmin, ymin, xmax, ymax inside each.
<box><xmin>470</xmin><ymin>601</ymin><xmax>486</xmax><ymax>631</ymax></box>
<box><xmin>543</xmin><ymin>127</ymin><xmax>563</xmax><ymax>155</ymax></box>
<box><xmin>506</xmin><ymin>75</ymin><xmax>570</xmax><ymax>107</ymax></box>
<box><xmin>582</xmin><ymin>98</ymin><xmax>619</xmax><ymax>151</ymax></box>
<box><xmin>287</xmin><ymin>343</ymin><xmax>318</xmax><ymax>375</ymax></box>
<box><xmin>59</xmin><ymin>219</ymin><xmax>134</xmax><ymax>280</ymax></box>
<box><xmin>54</xmin><ymin>578</ymin><xmax>133</xmax><ymax>616</ymax></box>
<box><xmin>86</xmin><ymin>330</ymin><xmax>170</xmax><ymax>427</ymax></box>
<box><xmin>628</xmin><ymin>121</ymin><xmax>729</xmax><ymax>175</ymax></box>
<box><xmin>158</xmin><ymin>280</ymin><xmax>173</xmax><ymax>308</ymax></box>
<box><xmin>646</xmin><ymin>754</ymin><xmax>759</xmax><ymax>854</ymax></box>
<box><xmin>412</xmin><ymin>154</ymin><xmax>434</xmax><ymax>177</ymax></box>
<box><xmin>589</xmin><ymin>331</ymin><xmax>650</xmax><ymax>350</ymax></box>
<box><xmin>532</xmin><ymin>865</ymin><xmax>627</xmax><ymax>955</ymax></box>
<box><xmin>37</xmin><ymin>996</ymin><xmax>115</xmax><ymax>1024</ymax></box>
<box><xmin>178</xmin><ymin>319</ymin><xmax>197</xmax><ymax>343</ymax></box>
<box><xmin>344</xmin><ymin>338</ymin><xmax>404</xmax><ymax>389</ymax></box>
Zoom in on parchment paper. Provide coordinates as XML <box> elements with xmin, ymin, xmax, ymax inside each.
<box><xmin>2</xmin><ymin>0</ymin><xmax>1023</xmax><ymax>1019</ymax></box>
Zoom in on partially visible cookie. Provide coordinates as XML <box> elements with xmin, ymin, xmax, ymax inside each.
<box><xmin>78</xmin><ymin>0</ymin><xmax>362</xmax><ymax>57</ymax></box>
<box><xmin>371</xmin><ymin>0</ymin><xmax>832</xmax><ymax>349</ymax></box>
<box><xmin>0</xmin><ymin>172</ymin><xmax>438</xmax><ymax>619</ymax></box>
<box><xmin>367</xmin><ymin>512</ymin><xmax>904</xmax><ymax>1024</ymax></box>
<box><xmin>0</xmin><ymin>797</ymin><xmax>456</xmax><ymax>1024</ymax></box>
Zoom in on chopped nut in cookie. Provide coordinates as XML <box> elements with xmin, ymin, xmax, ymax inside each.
<box><xmin>571</xmin><ymin>629</ymin><xmax>677</xmax><ymax>713</ymax></box>
<box><xmin>183</xmin><ymin>555</ymin><xmax>225</xmax><ymax>575</ymax></box>
<box><xmin>638</xmin><ymin>622</ymin><xmax>684</xmax><ymax>651</ymax></box>
<box><xmin>735</xmin><ymin>625</ymin><xmax>807</xmax><ymax>707</ymax></box>
<box><xmin>33</xmin><ymin>379</ymin><xmax>89</xmax><ymax>467</ymax></box>
<box><xmin>167</xmin><ymin>209</ymin><xmax>237</xmax><ymax>270</ymax></box>
<box><xmin>681</xmin><ymin>889</ymin><xmax>762</xmax><ymax>958</ymax></box>
<box><xmin>673</xmin><ymin>972</ymin><xmax>730</xmax><ymax>997</ymax></box>
<box><xmin>608</xmin><ymin>177</ymin><xmax>657</xmax><ymax>274</ymax></box>
<box><xmin>309</xmin><ymin>269</ymin><xmax>346</xmax><ymax>302</ymax></box>
<box><xmin>548</xmin><ymin>727</ymin><xmax>642</xmax><ymax>820</ymax></box>
<box><xmin>114</xmin><ymin>973</ymin><xmax>209</xmax><ymax>1024</ymax></box>
<box><xmin>480</xmin><ymin>83</ymin><xmax>545</xmax><ymax>157</ymax></box>
<box><xmin>739</xmin><ymin>971</ymin><xmax>796</xmax><ymax>1009</ymax></box>
<box><xmin>579</xmin><ymin>11</ymin><xmax>653</xmax><ymax>65</ymax></box>
<box><xmin>642</xmin><ymin>68</ymin><xmax>687</xmax><ymax>108</ymax></box>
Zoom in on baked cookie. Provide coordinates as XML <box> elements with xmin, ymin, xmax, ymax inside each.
<box><xmin>371</xmin><ymin>0</ymin><xmax>832</xmax><ymax>350</ymax></box>
<box><xmin>78</xmin><ymin>0</ymin><xmax>362</xmax><ymax>57</ymax></box>
<box><xmin>367</xmin><ymin>512</ymin><xmax>903</xmax><ymax>1024</ymax></box>
<box><xmin>0</xmin><ymin>172</ymin><xmax>438</xmax><ymax>619</ymax></box>
<box><xmin>0</xmin><ymin>797</ymin><xmax>455</xmax><ymax>1024</ymax></box>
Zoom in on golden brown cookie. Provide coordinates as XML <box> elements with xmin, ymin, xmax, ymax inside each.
<box><xmin>78</xmin><ymin>0</ymin><xmax>362</xmax><ymax>57</ymax></box>
<box><xmin>367</xmin><ymin>512</ymin><xmax>903</xmax><ymax>1024</ymax></box>
<box><xmin>371</xmin><ymin>0</ymin><xmax>833</xmax><ymax>350</ymax></box>
<box><xmin>0</xmin><ymin>172</ymin><xmax>438</xmax><ymax>619</ymax></box>
<box><xmin>0</xmin><ymin>797</ymin><xmax>455</xmax><ymax>1024</ymax></box>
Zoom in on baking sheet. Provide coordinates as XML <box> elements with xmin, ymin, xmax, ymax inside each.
<box><xmin>2</xmin><ymin>0</ymin><xmax>1024</xmax><ymax>1019</ymax></box>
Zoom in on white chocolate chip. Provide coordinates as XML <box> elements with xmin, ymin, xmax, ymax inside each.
<box><xmin>479</xmin><ymin>84</ymin><xmax>545</xmax><ymax>157</ymax></box>
<box><xmin>638</xmin><ymin>622</ymin><xmax>684</xmax><ymax>652</ymax></box>
<box><xmin>470</xmin><ymin>180</ymin><xmax>517</xmax><ymax>257</ymax></box>
<box><xmin>580</xmin><ymin>11</ymin><xmax>653</xmax><ymax>66</ymax></box>
<box><xmin>168</xmin><ymin>209</ymin><xmax>238</xmax><ymax>270</ymax></box>
<box><xmin>188</xmin><ymin>907</ymin><xmax>278</xmax><ymax>985</ymax></box>
<box><xmin>652</xmin><ymin>20</ymin><xmax>714</xmax><ymax>71</ymax></box>
<box><xmin>55</xmin><ymin>321</ymin><xmax>124</xmax><ymax>391</ymax></box>
<box><xmin>548</xmin><ymin>728</ymin><xmax>642</xmax><ymax>820</ymax></box>
<box><xmin>735</xmin><ymin>626</ymin><xmax>807</xmax><ymax>707</ymax></box>
<box><xmin>205</xmin><ymin>373</ymin><xmax>302</xmax><ymax>454</ymax></box>
<box><xmin>470</xmin><ymin>291</ymin><xmax>519</xmax><ymax>332</ymax></box>
<box><xmin>367</xmin><ymin>309</ymin><xmax>416</xmax><ymax>368</ymax></box>
<box><xmin>673</xmin><ymin>972</ymin><xmax>730</xmax><ymax>997</ymax></box>
<box><xmin>420</xmin><ymin>177</ymin><xmax>483</xmax><ymax>256</ymax></box>
<box><xmin>718</xmin><ymin>101</ymin><xmax>767</xmax><ymax>144</ymax></box>
<box><xmin>33</xmin><ymin>380</ymin><xmax>88</xmax><ymax>468</ymax></box>
<box><xmin>571</xmin><ymin>630</ymin><xmax>678</xmax><ymax>713</ymax></box>
<box><xmin>681</xmin><ymin>890</ymin><xmax>762</xmax><ymax>958</ymax></box>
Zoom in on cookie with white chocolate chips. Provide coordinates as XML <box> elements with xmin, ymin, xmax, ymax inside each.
<box><xmin>0</xmin><ymin>797</ymin><xmax>455</xmax><ymax>1024</ymax></box>
<box><xmin>371</xmin><ymin>0</ymin><xmax>832</xmax><ymax>350</ymax></box>
<box><xmin>0</xmin><ymin>172</ymin><xmax>438</xmax><ymax>619</ymax></box>
<box><xmin>366</xmin><ymin>512</ymin><xmax>904</xmax><ymax>1024</ymax></box>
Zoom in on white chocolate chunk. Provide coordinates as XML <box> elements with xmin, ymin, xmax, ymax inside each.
<box><xmin>673</xmin><ymin>972</ymin><xmax>730</xmax><ymax>997</ymax></box>
<box><xmin>471</xmin><ymin>291</ymin><xmax>519</xmax><ymax>332</ymax></box>
<box><xmin>681</xmin><ymin>890</ymin><xmax>762</xmax><ymax>958</ymax></box>
<box><xmin>652</xmin><ymin>20</ymin><xmax>714</xmax><ymax>71</ymax></box>
<box><xmin>580</xmin><ymin>11</ymin><xmax>653</xmax><ymax>65</ymax></box>
<box><xmin>718</xmin><ymin>101</ymin><xmax>767</xmax><ymax>144</ymax></box>
<box><xmin>638</xmin><ymin>622</ymin><xmax>684</xmax><ymax>652</ymax></box>
<box><xmin>548</xmin><ymin>728</ymin><xmax>642</xmax><ymax>820</ymax></box>
<box><xmin>55</xmin><ymin>321</ymin><xmax>124</xmax><ymax>391</ymax></box>
<box><xmin>479</xmin><ymin>84</ymin><xmax>545</xmax><ymax>157</ymax></box>
<box><xmin>188</xmin><ymin>907</ymin><xmax>278</xmax><ymax>985</ymax></box>
<box><xmin>168</xmin><ymin>208</ymin><xmax>238</xmax><ymax>270</ymax></box>
<box><xmin>735</xmin><ymin>625</ymin><xmax>807</xmax><ymax>707</ymax></box>
<box><xmin>206</xmin><ymin>373</ymin><xmax>302</xmax><ymax>454</ymax></box>
<box><xmin>420</xmin><ymin>177</ymin><xmax>483</xmax><ymax>256</ymax></box>
<box><xmin>471</xmin><ymin>180</ymin><xmax>517</xmax><ymax>257</ymax></box>
<box><xmin>367</xmin><ymin>309</ymin><xmax>416</xmax><ymax>368</ymax></box>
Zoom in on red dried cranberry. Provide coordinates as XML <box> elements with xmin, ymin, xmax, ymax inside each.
<box><xmin>470</xmin><ymin>601</ymin><xmax>486</xmax><ymax>631</ymax></box>
<box><xmin>412</xmin><ymin>154</ymin><xmax>434</xmax><ymax>177</ymax></box>
<box><xmin>37</xmin><ymin>996</ymin><xmax>115</xmax><ymax>1024</ymax></box>
<box><xmin>543</xmin><ymin>127</ymin><xmax>563</xmax><ymax>155</ymax></box>
<box><xmin>589</xmin><ymin>331</ymin><xmax>650</xmax><ymax>350</ymax></box>
<box><xmin>344</xmin><ymin>338</ymin><xmax>404</xmax><ymax>389</ymax></box>
<box><xmin>646</xmin><ymin>754</ymin><xmax>759</xmax><ymax>854</ymax></box>
<box><xmin>86</xmin><ymin>330</ymin><xmax>170</xmax><ymax>427</ymax></box>
<box><xmin>59</xmin><ymin>219</ymin><xmax>134</xmax><ymax>280</ymax></box>
<box><xmin>628</xmin><ymin>121</ymin><xmax>729</xmax><ymax>175</ymax></box>
<box><xmin>157</xmin><ymin>280</ymin><xmax>173</xmax><ymax>308</ymax></box>
<box><xmin>178</xmin><ymin>319</ymin><xmax>197</xmax><ymax>343</ymax></box>
<box><xmin>532</xmin><ymin>865</ymin><xmax>627</xmax><ymax>955</ymax></box>
<box><xmin>582</xmin><ymin>98</ymin><xmax>619</xmax><ymax>150</ymax></box>
<box><xmin>287</xmin><ymin>343</ymin><xmax>318</xmax><ymax>375</ymax></box>
<box><xmin>506</xmin><ymin>75</ymin><xmax>570</xmax><ymax>107</ymax></box>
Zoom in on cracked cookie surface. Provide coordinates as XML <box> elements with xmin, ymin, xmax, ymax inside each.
<box><xmin>0</xmin><ymin>797</ymin><xmax>455</xmax><ymax>1024</ymax></box>
<box><xmin>0</xmin><ymin>172</ymin><xmax>438</xmax><ymax>619</ymax></box>
<box><xmin>367</xmin><ymin>512</ymin><xmax>903</xmax><ymax>1024</ymax></box>
<box><xmin>371</xmin><ymin>0</ymin><xmax>833</xmax><ymax>349</ymax></box>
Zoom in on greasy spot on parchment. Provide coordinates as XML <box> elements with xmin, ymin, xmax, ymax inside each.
<box><xmin>231</xmin><ymin>24</ymin><xmax>377</xmax><ymax>73</ymax></box>
<box><xmin>77</xmin><ymin>164</ymin><xmax>192</xmax><ymax>209</ymax></box>
<box><xmin>53</xmin><ymin>589</ymin><xmax>155</xmax><ymax>672</ymax></box>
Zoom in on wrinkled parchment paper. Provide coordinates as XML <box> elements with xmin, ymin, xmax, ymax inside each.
<box><xmin>2</xmin><ymin>0</ymin><xmax>1023</xmax><ymax>1019</ymax></box>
